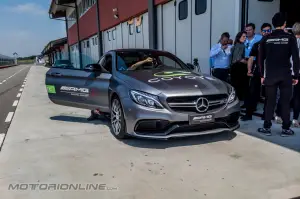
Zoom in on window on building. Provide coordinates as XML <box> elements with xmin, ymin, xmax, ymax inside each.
<box><xmin>195</xmin><ymin>0</ymin><xmax>207</xmax><ymax>15</ymax></box>
<box><xmin>95</xmin><ymin>36</ymin><xmax>98</xmax><ymax>45</ymax></box>
<box><xmin>136</xmin><ymin>25</ymin><xmax>142</xmax><ymax>33</ymax></box>
<box><xmin>86</xmin><ymin>40</ymin><xmax>90</xmax><ymax>48</ymax></box>
<box><xmin>178</xmin><ymin>0</ymin><xmax>188</xmax><ymax>20</ymax></box>
<box><xmin>112</xmin><ymin>29</ymin><xmax>116</xmax><ymax>40</ymax></box>
<box><xmin>107</xmin><ymin>31</ymin><xmax>111</xmax><ymax>41</ymax></box>
<box><xmin>129</xmin><ymin>24</ymin><xmax>134</xmax><ymax>35</ymax></box>
<box><xmin>92</xmin><ymin>38</ymin><xmax>95</xmax><ymax>46</ymax></box>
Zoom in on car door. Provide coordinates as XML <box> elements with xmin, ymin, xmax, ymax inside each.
<box><xmin>84</xmin><ymin>53</ymin><xmax>113</xmax><ymax>112</ymax></box>
<box><xmin>45</xmin><ymin>64</ymin><xmax>94</xmax><ymax>109</ymax></box>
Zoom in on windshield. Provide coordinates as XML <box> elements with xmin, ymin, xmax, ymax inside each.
<box><xmin>116</xmin><ymin>51</ymin><xmax>187</xmax><ymax>71</ymax></box>
<box><xmin>54</xmin><ymin>60</ymin><xmax>71</xmax><ymax>65</ymax></box>
<box><xmin>53</xmin><ymin>60</ymin><xmax>74</xmax><ymax>68</ymax></box>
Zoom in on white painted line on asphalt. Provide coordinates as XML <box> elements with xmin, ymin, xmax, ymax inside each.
<box><xmin>3</xmin><ymin>80</ymin><xmax>6</xmax><ymax>83</ymax></box>
<box><xmin>17</xmin><ymin>93</ymin><xmax>21</xmax><ymax>98</ymax></box>
<box><xmin>12</xmin><ymin>100</ymin><xmax>19</xmax><ymax>107</ymax></box>
<box><xmin>0</xmin><ymin>134</ymin><xmax>5</xmax><ymax>148</ymax></box>
<box><xmin>20</xmin><ymin>88</ymin><xmax>23</xmax><ymax>92</ymax></box>
<box><xmin>21</xmin><ymin>85</ymin><xmax>25</xmax><ymax>87</ymax></box>
<box><xmin>5</xmin><ymin>112</ymin><xmax>14</xmax><ymax>123</ymax></box>
<box><xmin>1</xmin><ymin>66</ymin><xmax>29</xmax><ymax>83</ymax></box>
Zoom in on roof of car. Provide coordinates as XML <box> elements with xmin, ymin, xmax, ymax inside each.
<box><xmin>109</xmin><ymin>48</ymin><xmax>171</xmax><ymax>53</ymax></box>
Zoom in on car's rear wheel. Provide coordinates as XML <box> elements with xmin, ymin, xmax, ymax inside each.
<box><xmin>111</xmin><ymin>97</ymin><xmax>128</xmax><ymax>139</ymax></box>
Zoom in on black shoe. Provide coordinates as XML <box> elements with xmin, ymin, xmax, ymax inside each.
<box><xmin>87</xmin><ymin>115</ymin><xmax>98</xmax><ymax>121</ymax></box>
<box><xmin>258</xmin><ymin>128</ymin><xmax>272</xmax><ymax>136</ymax></box>
<box><xmin>280</xmin><ymin>129</ymin><xmax>295</xmax><ymax>137</ymax></box>
<box><xmin>241</xmin><ymin>115</ymin><xmax>252</xmax><ymax>121</ymax></box>
<box><xmin>87</xmin><ymin>110</ymin><xmax>100</xmax><ymax>121</ymax></box>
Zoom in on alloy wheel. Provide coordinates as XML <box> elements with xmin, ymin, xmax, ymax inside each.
<box><xmin>111</xmin><ymin>99</ymin><xmax>122</xmax><ymax>135</ymax></box>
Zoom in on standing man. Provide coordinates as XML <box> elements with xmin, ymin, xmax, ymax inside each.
<box><xmin>258</xmin><ymin>12</ymin><xmax>300</xmax><ymax>137</ymax></box>
<box><xmin>245</xmin><ymin>23</ymin><xmax>263</xmax><ymax>58</ymax></box>
<box><xmin>210</xmin><ymin>32</ymin><xmax>231</xmax><ymax>82</ymax></box>
<box><xmin>241</xmin><ymin>23</ymin><xmax>272</xmax><ymax>121</ymax></box>
<box><xmin>242</xmin><ymin>23</ymin><xmax>263</xmax><ymax>108</ymax></box>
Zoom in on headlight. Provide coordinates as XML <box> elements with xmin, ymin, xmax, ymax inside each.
<box><xmin>228</xmin><ymin>87</ymin><xmax>236</xmax><ymax>103</ymax></box>
<box><xmin>129</xmin><ymin>90</ymin><xmax>164</xmax><ymax>109</ymax></box>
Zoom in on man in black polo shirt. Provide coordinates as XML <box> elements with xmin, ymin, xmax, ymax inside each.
<box><xmin>258</xmin><ymin>12</ymin><xmax>300</xmax><ymax>137</ymax></box>
<box><xmin>241</xmin><ymin>23</ymin><xmax>272</xmax><ymax>121</ymax></box>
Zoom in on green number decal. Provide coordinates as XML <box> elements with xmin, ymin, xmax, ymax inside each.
<box><xmin>46</xmin><ymin>85</ymin><xmax>56</xmax><ymax>94</ymax></box>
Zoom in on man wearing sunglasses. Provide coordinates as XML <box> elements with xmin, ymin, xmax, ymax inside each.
<box><xmin>241</xmin><ymin>23</ymin><xmax>272</xmax><ymax>121</ymax></box>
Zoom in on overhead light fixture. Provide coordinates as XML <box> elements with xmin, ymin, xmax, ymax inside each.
<box><xmin>113</xmin><ymin>8</ymin><xmax>119</xmax><ymax>19</ymax></box>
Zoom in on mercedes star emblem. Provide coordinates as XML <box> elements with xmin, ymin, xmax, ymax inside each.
<box><xmin>196</xmin><ymin>97</ymin><xmax>209</xmax><ymax>113</ymax></box>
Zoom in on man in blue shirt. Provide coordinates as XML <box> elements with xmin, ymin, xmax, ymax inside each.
<box><xmin>244</xmin><ymin>23</ymin><xmax>263</xmax><ymax>58</ymax></box>
<box><xmin>210</xmin><ymin>32</ymin><xmax>231</xmax><ymax>82</ymax></box>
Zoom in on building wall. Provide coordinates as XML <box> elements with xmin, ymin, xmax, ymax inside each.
<box><xmin>63</xmin><ymin>0</ymin><xmax>280</xmax><ymax>71</ymax></box>
<box><xmin>79</xmin><ymin>4</ymin><xmax>98</xmax><ymax>40</ymax></box>
<box><xmin>248</xmin><ymin>0</ymin><xmax>280</xmax><ymax>31</ymax></box>
<box><xmin>98</xmin><ymin>0</ymin><xmax>148</xmax><ymax>31</ymax></box>
<box><xmin>68</xmin><ymin>24</ymin><xmax>78</xmax><ymax>46</ymax></box>
<box><xmin>154</xmin><ymin>0</ymin><xmax>171</xmax><ymax>5</ymax></box>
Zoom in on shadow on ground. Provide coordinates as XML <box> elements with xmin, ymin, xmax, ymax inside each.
<box><xmin>239</xmin><ymin>115</ymin><xmax>300</xmax><ymax>153</ymax></box>
<box><xmin>50</xmin><ymin>115</ymin><xmax>237</xmax><ymax>149</ymax></box>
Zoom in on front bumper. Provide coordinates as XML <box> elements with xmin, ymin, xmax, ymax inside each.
<box><xmin>121</xmin><ymin>97</ymin><xmax>240</xmax><ymax>139</ymax></box>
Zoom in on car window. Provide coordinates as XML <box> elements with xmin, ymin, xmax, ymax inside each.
<box><xmin>158</xmin><ymin>56</ymin><xmax>182</xmax><ymax>69</ymax></box>
<box><xmin>99</xmin><ymin>55</ymin><xmax>112</xmax><ymax>73</ymax></box>
<box><xmin>116</xmin><ymin>51</ymin><xmax>186</xmax><ymax>71</ymax></box>
<box><xmin>53</xmin><ymin>60</ymin><xmax>74</xmax><ymax>69</ymax></box>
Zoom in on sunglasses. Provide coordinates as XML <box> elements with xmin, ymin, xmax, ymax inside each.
<box><xmin>262</xmin><ymin>29</ymin><xmax>272</xmax><ymax>33</ymax></box>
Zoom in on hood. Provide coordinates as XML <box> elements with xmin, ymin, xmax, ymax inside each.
<box><xmin>119</xmin><ymin>69</ymin><xmax>230</xmax><ymax>96</ymax></box>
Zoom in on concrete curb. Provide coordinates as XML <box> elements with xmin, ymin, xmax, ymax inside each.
<box><xmin>0</xmin><ymin>65</ymin><xmax>17</xmax><ymax>69</ymax></box>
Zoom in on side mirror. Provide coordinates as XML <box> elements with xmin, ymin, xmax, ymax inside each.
<box><xmin>186</xmin><ymin>63</ymin><xmax>195</xmax><ymax>70</ymax></box>
<box><xmin>84</xmin><ymin>64</ymin><xmax>102</xmax><ymax>72</ymax></box>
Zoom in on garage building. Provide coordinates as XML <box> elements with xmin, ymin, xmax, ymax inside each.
<box><xmin>48</xmin><ymin>0</ymin><xmax>300</xmax><ymax>74</ymax></box>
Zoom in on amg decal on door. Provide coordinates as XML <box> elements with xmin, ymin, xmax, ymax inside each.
<box><xmin>60</xmin><ymin>86</ymin><xmax>89</xmax><ymax>97</ymax></box>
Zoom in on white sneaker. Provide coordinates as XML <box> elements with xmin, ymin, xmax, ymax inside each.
<box><xmin>275</xmin><ymin>116</ymin><xmax>283</xmax><ymax>124</ymax></box>
<box><xmin>292</xmin><ymin>119</ymin><xmax>300</xmax><ymax>128</ymax></box>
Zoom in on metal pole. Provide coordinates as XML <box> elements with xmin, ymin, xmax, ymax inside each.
<box><xmin>75</xmin><ymin>3</ymin><xmax>83</xmax><ymax>68</ymax></box>
<box><xmin>148</xmin><ymin>0</ymin><xmax>157</xmax><ymax>49</ymax></box>
<box><xmin>96</xmin><ymin>0</ymin><xmax>103</xmax><ymax>57</ymax></box>
<box><xmin>65</xmin><ymin>16</ymin><xmax>71</xmax><ymax>60</ymax></box>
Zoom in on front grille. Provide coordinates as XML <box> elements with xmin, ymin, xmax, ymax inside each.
<box><xmin>166</xmin><ymin>94</ymin><xmax>228</xmax><ymax>114</ymax></box>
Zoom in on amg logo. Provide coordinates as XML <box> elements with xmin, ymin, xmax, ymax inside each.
<box><xmin>193</xmin><ymin>115</ymin><xmax>212</xmax><ymax>120</ymax></box>
<box><xmin>60</xmin><ymin>86</ymin><xmax>89</xmax><ymax>93</ymax></box>
<box><xmin>266</xmin><ymin>38</ymin><xmax>289</xmax><ymax>42</ymax></box>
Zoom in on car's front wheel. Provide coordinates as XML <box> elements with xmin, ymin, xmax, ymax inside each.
<box><xmin>111</xmin><ymin>97</ymin><xmax>128</xmax><ymax>139</ymax></box>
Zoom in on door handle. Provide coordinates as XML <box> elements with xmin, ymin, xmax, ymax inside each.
<box><xmin>51</xmin><ymin>72</ymin><xmax>62</xmax><ymax>77</ymax></box>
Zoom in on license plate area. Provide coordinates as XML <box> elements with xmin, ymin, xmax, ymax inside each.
<box><xmin>189</xmin><ymin>114</ymin><xmax>215</xmax><ymax>125</ymax></box>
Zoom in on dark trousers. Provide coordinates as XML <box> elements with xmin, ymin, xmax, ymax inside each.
<box><xmin>264</xmin><ymin>75</ymin><xmax>293</xmax><ymax>130</ymax></box>
<box><xmin>245</xmin><ymin>75</ymin><xmax>261</xmax><ymax>116</ymax></box>
<box><xmin>293</xmin><ymin>78</ymin><xmax>300</xmax><ymax>120</ymax></box>
<box><xmin>230</xmin><ymin>62</ymin><xmax>249</xmax><ymax>101</ymax></box>
<box><xmin>212</xmin><ymin>68</ymin><xmax>229</xmax><ymax>82</ymax></box>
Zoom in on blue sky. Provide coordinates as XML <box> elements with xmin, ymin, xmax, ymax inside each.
<box><xmin>0</xmin><ymin>0</ymin><xmax>66</xmax><ymax>57</ymax></box>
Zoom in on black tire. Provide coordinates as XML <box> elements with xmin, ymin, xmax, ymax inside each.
<box><xmin>110</xmin><ymin>97</ymin><xmax>128</xmax><ymax>139</ymax></box>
